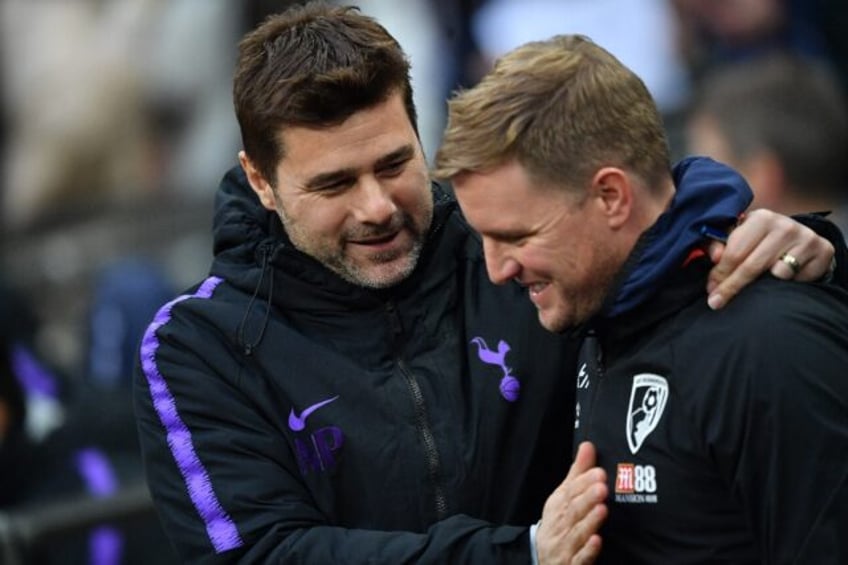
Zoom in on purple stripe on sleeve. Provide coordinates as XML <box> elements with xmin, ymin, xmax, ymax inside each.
<box><xmin>139</xmin><ymin>276</ymin><xmax>243</xmax><ymax>553</ymax></box>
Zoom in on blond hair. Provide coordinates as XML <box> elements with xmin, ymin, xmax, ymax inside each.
<box><xmin>433</xmin><ymin>35</ymin><xmax>670</xmax><ymax>194</ymax></box>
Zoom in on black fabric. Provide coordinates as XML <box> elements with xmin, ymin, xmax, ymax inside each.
<box><xmin>576</xmin><ymin>255</ymin><xmax>848</xmax><ymax>563</ymax></box>
<box><xmin>792</xmin><ymin>211</ymin><xmax>848</xmax><ymax>286</ymax></box>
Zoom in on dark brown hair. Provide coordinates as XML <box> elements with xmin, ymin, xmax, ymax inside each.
<box><xmin>233</xmin><ymin>2</ymin><xmax>417</xmax><ymax>184</ymax></box>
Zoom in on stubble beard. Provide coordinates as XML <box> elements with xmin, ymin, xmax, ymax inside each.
<box><xmin>277</xmin><ymin>204</ymin><xmax>431</xmax><ymax>289</ymax></box>
<box><xmin>545</xmin><ymin>251</ymin><xmax>624</xmax><ymax>334</ymax></box>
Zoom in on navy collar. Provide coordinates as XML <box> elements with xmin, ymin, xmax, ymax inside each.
<box><xmin>602</xmin><ymin>157</ymin><xmax>752</xmax><ymax>319</ymax></box>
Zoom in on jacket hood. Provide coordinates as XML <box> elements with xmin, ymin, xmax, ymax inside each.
<box><xmin>600</xmin><ymin>157</ymin><xmax>753</xmax><ymax>319</ymax></box>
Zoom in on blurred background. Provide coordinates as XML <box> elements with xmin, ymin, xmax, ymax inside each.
<box><xmin>0</xmin><ymin>0</ymin><xmax>845</xmax><ymax>562</ymax></box>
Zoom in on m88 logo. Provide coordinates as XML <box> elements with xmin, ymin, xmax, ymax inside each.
<box><xmin>615</xmin><ymin>463</ymin><xmax>659</xmax><ymax>503</ymax></box>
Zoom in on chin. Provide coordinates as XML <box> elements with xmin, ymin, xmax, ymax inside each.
<box><xmin>538</xmin><ymin>313</ymin><xmax>565</xmax><ymax>334</ymax></box>
<box><xmin>351</xmin><ymin>257</ymin><xmax>418</xmax><ymax>289</ymax></box>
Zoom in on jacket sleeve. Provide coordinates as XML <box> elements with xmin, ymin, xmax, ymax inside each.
<box><xmin>134</xmin><ymin>300</ymin><xmax>534</xmax><ymax>565</ymax></box>
<box><xmin>696</xmin><ymin>285</ymin><xmax>848</xmax><ymax>563</ymax></box>
<box><xmin>791</xmin><ymin>212</ymin><xmax>848</xmax><ymax>288</ymax></box>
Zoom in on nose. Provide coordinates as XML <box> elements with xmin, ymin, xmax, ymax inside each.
<box><xmin>354</xmin><ymin>176</ymin><xmax>397</xmax><ymax>225</ymax></box>
<box><xmin>483</xmin><ymin>238</ymin><xmax>520</xmax><ymax>285</ymax></box>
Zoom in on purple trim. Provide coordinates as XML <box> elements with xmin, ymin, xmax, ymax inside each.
<box><xmin>75</xmin><ymin>448</ymin><xmax>118</xmax><ymax>497</ymax></box>
<box><xmin>90</xmin><ymin>527</ymin><xmax>123</xmax><ymax>565</ymax></box>
<box><xmin>11</xmin><ymin>343</ymin><xmax>59</xmax><ymax>398</ymax></box>
<box><xmin>75</xmin><ymin>447</ymin><xmax>123</xmax><ymax>565</ymax></box>
<box><xmin>139</xmin><ymin>276</ymin><xmax>243</xmax><ymax>553</ymax></box>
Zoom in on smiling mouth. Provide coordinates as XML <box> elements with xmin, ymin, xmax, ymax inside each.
<box><xmin>515</xmin><ymin>278</ymin><xmax>549</xmax><ymax>296</ymax></box>
<box><xmin>528</xmin><ymin>283</ymin><xmax>548</xmax><ymax>296</ymax></box>
<box><xmin>352</xmin><ymin>231</ymin><xmax>399</xmax><ymax>246</ymax></box>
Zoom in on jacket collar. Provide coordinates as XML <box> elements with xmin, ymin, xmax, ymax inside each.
<box><xmin>597</xmin><ymin>157</ymin><xmax>752</xmax><ymax>320</ymax></box>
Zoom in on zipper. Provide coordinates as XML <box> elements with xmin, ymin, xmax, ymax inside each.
<box><xmin>398</xmin><ymin>359</ymin><xmax>448</xmax><ymax>518</ymax></box>
<box><xmin>580</xmin><ymin>331</ymin><xmax>605</xmax><ymax>439</ymax></box>
<box><xmin>238</xmin><ymin>242</ymin><xmax>277</xmax><ymax>356</ymax></box>
<box><xmin>385</xmin><ymin>301</ymin><xmax>448</xmax><ymax>519</ymax></box>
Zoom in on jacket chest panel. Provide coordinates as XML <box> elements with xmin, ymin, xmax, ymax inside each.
<box><xmin>575</xmin><ymin>337</ymin><xmax>755</xmax><ymax>561</ymax></box>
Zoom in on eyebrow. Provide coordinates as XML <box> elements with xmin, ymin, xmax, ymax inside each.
<box><xmin>487</xmin><ymin>229</ymin><xmax>528</xmax><ymax>242</ymax></box>
<box><xmin>374</xmin><ymin>144</ymin><xmax>415</xmax><ymax>169</ymax></box>
<box><xmin>302</xmin><ymin>144</ymin><xmax>415</xmax><ymax>190</ymax></box>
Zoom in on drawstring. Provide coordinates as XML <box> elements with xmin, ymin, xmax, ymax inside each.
<box><xmin>238</xmin><ymin>245</ymin><xmax>275</xmax><ymax>356</ymax></box>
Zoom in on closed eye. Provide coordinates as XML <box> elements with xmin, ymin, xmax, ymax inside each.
<box><xmin>314</xmin><ymin>177</ymin><xmax>356</xmax><ymax>193</ymax></box>
<box><xmin>375</xmin><ymin>145</ymin><xmax>415</xmax><ymax>178</ymax></box>
<box><xmin>377</xmin><ymin>158</ymin><xmax>408</xmax><ymax>177</ymax></box>
<box><xmin>489</xmin><ymin>232</ymin><xmax>528</xmax><ymax>245</ymax></box>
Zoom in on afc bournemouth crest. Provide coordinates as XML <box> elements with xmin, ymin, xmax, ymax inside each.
<box><xmin>626</xmin><ymin>373</ymin><xmax>668</xmax><ymax>454</ymax></box>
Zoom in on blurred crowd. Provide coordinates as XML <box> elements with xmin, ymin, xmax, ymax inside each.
<box><xmin>0</xmin><ymin>0</ymin><xmax>846</xmax><ymax>563</ymax></box>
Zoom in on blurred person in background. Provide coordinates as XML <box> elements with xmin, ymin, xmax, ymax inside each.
<box><xmin>0</xmin><ymin>278</ymin><xmax>38</xmax><ymax>509</ymax></box>
<box><xmin>687</xmin><ymin>53</ymin><xmax>848</xmax><ymax>236</ymax></box>
<box><xmin>469</xmin><ymin>0</ymin><xmax>691</xmax><ymax>115</ymax></box>
<box><xmin>134</xmin><ymin>2</ymin><xmax>842</xmax><ymax>563</ymax></box>
<box><xmin>0</xmin><ymin>0</ymin><xmax>242</xmax><ymax>231</ymax></box>
<box><xmin>672</xmin><ymin>0</ymin><xmax>848</xmax><ymax>90</ymax></box>
<box><xmin>0</xmin><ymin>275</ymin><xmax>180</xmax><ymax>564</ymax></box>
<box><xmin>467</xmin><ymin>0</ymin><xmax>694</xmax><ymax>160</ymax></box>
<box><xmin>84</xmin><ymin>259</ymin><xmax>176</xmax><ymax>393</ymax></box>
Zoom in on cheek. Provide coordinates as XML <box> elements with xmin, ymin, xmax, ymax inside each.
<box><xmin>528</xmin><ymin>243</ymin><xmax>576</xmax><ymax>277</ymax></box>
<box><xmin>392</xmin><ymin>179</ymin><xmax>433</xmax><ymax>217</ymax></box>
<box><xmin>399</xmin><ymin>164</ymin><xmax>431</xmax><ymax>199</ymax></box>
<box><xmin>287</xmin><ymin>196</ymin><xmax>348</xmax><ymax>237</ymax></box>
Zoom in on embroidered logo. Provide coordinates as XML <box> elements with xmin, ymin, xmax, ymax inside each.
<box><xmin>470</xmin><ymin>337</ymin><xmax>520</xmax><ymax>402</ymax></box>
<box><xmin>626</xmin><ymin>373</ymin><xmax>668</xmax><ymax>454</ymax></box>
<box><xmin>576</xmin><ymin>362</ymin><xmax>589</xmax><ymax>389</ymax></box>
<box><xmin>289</xmin><ymin>396</ymin><xmax>343</xmax><ymax>476</ymax></box>
<box><xmin>288</xmin><ymin>396</ymin><xmax>339</xmax><ymax>431</ymax></box>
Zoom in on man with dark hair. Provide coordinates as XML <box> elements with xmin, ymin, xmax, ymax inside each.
<box><xmin>435</xmin><ymin>33</ymin><xmax>848</xmax><ymax>562</ymax></box>
<box><xmin>134</xmin><ymin>3</ymin><xmax>842</xmax><ymax>563</ymax></box>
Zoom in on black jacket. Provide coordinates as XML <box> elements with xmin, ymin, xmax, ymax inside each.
<box><xmin>134</xmin><ymin>166</ymin><xmax>577</xmax><ymax>564</ymax></box>
<box><xmin>575</xmin><ymin>159</ymin><xmax>848</xmax><ymax>563</ymax></box>
<box><xmin>578</xmin><ymin>261</ymin><xmax>848</xmax><ymax>564</ymax></box>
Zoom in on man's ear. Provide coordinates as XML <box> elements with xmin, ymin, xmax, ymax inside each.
<box><xmin>590</xmin><ymin>167</ymin><xmax>632</xmax><ymax>229</ymax></box>
<box><xmin>238</xmin><ymin>151</ymin><xmax>277</xmax><ymax>211</ymax></box>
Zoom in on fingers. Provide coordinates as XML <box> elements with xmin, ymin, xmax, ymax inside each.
<box><xmin>706</xmin><ymin>209</ymin><xmax>835</xmax><ymax>309</ymax></box>
<box><xmin>770</xmin><ymin>251</ymin><xmax>801</xmax><ymax>280</ymax></box>
<box><xmin>536</xmin><ymin>442</ymin><xmax>608</xmax><ymax>564</ymax></box>
<box><xmin>706</xmin><ymin>226</ymin><xmax>769</xmax><ymax>310</ymax></box>
<box><xmin>769</xmin><ymin>239</ymin><xmax>834</xmax><ymax>282</ymax></box>
<box><xmin>706</xmin><ymin>240</ymin><xmax>724</xmax><ymax>266</ymax></box>
<box><xmin>571</xmin><ymin>533</ymin><xmax>603</xmax><ymax>565</ymax></box>
<box><xmin>537</xmin><ymin>485</ymin><xmax>607</xmax><ymax>565</ymax></box>
<box><xmin>566</xmin><ymin>441</ymin><xmax>598</xmax><ymax>481</ymax></box>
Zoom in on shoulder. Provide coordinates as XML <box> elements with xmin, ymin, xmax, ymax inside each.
<box><xmin>141</xmin><ymin>276</ymin><xmax>251</xmax><ymax>360</ymax></box>
<box><xmin>672</xmin><ymin>279</ymin><xmax>848</xmax><ymax>387</ymax></box>
<box><xmin>681</xmin><ymin>278</ymin><xmax>848</xmax><ymax>337</ymax></box>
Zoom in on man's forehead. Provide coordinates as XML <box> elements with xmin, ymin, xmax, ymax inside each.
<box><xmin>275</xmin><ymin>96</ymin><xmax>418</xmax><ymax>179</ymax></box>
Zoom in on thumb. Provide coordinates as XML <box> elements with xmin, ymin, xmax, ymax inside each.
<box><xmin>566</xmin><ymin>441</ymin><xmax>598</xmax><ymax>481</ymax></box>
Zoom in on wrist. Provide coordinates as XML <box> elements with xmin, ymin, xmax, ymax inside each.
<box><xmin>529</xmin><ymin>520</ymin><xmax>541</xmax><ymax>565</ymax></box>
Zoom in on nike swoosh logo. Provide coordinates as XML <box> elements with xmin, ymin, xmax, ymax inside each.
<box><xmin>288</xmin><ymin>396</ymin><xmax>339</xmax><ymax>431</ymax></box>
